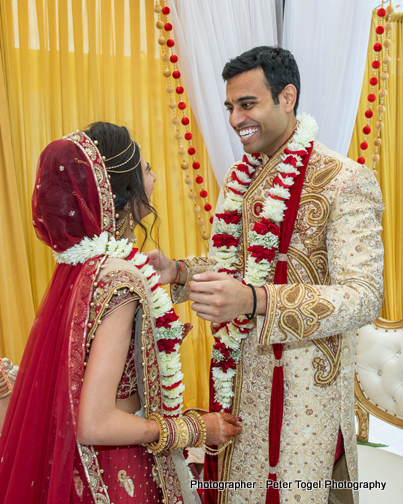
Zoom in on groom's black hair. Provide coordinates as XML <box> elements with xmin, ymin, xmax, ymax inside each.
<box><xmin>222</xmin><ymin>46</ymin><xmax>300</xmax><ymax>114</ymax></box>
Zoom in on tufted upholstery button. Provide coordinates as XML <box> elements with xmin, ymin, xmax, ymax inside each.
<box><xmin>356</xmin><ymin>321</ymin><xmax>403</xmax><ymax>418</ymax></box>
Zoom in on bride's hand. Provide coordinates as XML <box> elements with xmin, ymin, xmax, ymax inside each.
<box><xmin>202</xmin><ymin>412</ymin><xmax>242</xmax><ymax>445</ymax></box>
<box><xmin>143</xmin><ymin>249</ymin><xmax>177</xmax><ymax>285</ymax></box>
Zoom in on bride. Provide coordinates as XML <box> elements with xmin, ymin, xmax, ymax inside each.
<box><xmin>0</xmin><ymin>122</ymin><xmax>241</xmax><ymax>503</ymax></box>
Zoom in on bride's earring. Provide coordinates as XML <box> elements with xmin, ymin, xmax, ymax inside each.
<box><xmin>127</xmin><ymin>205</ymin><xmax>137</xmax><ymax>244</ymax></box>
<box><xmin>116</xmin><ymin>213</ymin><xmax>128</xmax><ymax>240</ymax></box>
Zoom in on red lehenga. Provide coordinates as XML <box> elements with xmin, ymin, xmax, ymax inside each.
<box><xmin>0</xmin><ymin>132</ymin><xmax>198</xmax><ymax>504</ymax></box>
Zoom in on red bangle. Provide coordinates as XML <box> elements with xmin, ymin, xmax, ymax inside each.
<box><xmin>172</xmin><ymin>260</ymin><xmax>182</xmax><ymax>284</ymax></box>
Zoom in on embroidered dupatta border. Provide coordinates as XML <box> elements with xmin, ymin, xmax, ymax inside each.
<box><xmin>63</xmin><ymin>131</ymin><xmax>116</xmax><ymax>237</ymax></box>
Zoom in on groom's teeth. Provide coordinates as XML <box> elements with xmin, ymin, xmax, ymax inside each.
<box><xmin>239</xmin><ymin>128</ymin><xmax>258</xmax><ymax>138</ymax></box>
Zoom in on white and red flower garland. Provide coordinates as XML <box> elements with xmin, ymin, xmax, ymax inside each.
<box><xmin>210</xmin><ymin>114</ymin><xmax>318</xmax><ymax>411</ymax></box>
<box><xmin>54</xmin><ymin>235</ymin><xmax>185</xmax><ymax>416</ymax></box>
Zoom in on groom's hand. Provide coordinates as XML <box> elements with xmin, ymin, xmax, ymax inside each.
<box><xmin>189</xmin><ymin>272</ymin><xmax>255</xmax><ymax>323</ymax></box>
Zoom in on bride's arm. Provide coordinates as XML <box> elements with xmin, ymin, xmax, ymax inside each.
<box><xmin>77</xmin><ymin>300</ymin><xmax>159</xmax><ymax>446</ymax></box>
<box><xmin>77</xmin><ymin>289</ymin><xmax>242</xmax><ymax>447</ymax></box>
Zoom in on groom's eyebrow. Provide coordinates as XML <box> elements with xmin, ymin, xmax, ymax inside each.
<box><xmin>224</xmin><ymin>95</ymin><xmax>257</xmax><ymax>106</ymax></box>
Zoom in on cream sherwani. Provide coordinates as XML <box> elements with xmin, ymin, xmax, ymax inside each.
<box><xmin>173</xmin><ymin>140</ymin><xmax>384</xmax><ymax>504</ymax></box>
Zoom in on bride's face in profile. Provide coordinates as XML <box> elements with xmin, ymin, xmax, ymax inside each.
<box><xmin>139</xmin><ymin>154</ymin><xmax>156</xmax><ymax>216</ymax></box>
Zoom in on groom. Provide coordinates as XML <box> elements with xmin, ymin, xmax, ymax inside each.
<box><xmin>148</xmin><ymin>46</ymin><xmax>383</xmax><ymax>504</ymax></box>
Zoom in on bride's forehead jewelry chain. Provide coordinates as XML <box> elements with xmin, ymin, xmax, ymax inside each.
<box><xmin>104</xmin><ymin>140</ymin><xmax>134</xmax><ymax>162</ymax></box>
<box><xmin>103</xmin><ymin>141</ymin><xmax>141</xmax><ymax>174</ymax></box>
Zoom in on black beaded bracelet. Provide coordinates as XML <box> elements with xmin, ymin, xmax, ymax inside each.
<box><xmin>245</xmin><ymin>283</ymin><xmax>257</xmax><ymax>320</ymax></box>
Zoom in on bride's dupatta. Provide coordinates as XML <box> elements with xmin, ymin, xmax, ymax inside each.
<box><xmin>0</xmin><ymin>132</ymin><xmax>195</xmax><ymax>504</ymax></box>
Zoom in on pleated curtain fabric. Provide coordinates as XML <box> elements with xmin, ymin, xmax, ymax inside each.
<box><xmin>0</xmin><ymin>0</ymin><xmax>220</xmax><ymax>411</ymax></box>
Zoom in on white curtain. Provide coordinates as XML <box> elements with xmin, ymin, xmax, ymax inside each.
<box><xmin>170</xmin><ymin>0</ymin><xmax>281</xmax><ymax>185</ymax></box>
<box><xmin>282</xmin><ymin>0</ymin><xmax>373</xmax><ymax>156</ymax></box>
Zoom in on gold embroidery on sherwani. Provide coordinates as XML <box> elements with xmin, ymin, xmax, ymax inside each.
<box><xmin>219</xmin><ymin>339</ymin><xmax>245</xmax><ymax>504</ymax></box>
<box><xmin>117</xmin><ymin>470</ymin><xmax>135</xmax><ymax>497</ymax></box>
<box><xmin>259</xmin><ymin>284</ymin><xmax>277</xmax><ymax>346</ymax></box>
<box><xmin>306</xmin><ymin>152</ymin><xmax>342</xmax><ymax>190</ymax></box>
<box><xmin>242</xmin><ymin>156</ymin><xmax>278</xmax><ymax>267</ymax></box>
<box><xmin>278</xmin><ymin>284</ymin><xmax>335</xmax><ymax>340</ymax></box>
<box><xmin>313</xmin><ymin>335</ymin><xmax>342</xmax><ymax>386</ymax></box>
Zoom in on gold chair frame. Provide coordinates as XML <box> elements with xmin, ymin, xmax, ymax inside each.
<box><xmin>354</xmin><ymin>318</ymin><xmax>403</xmax><ymax>442</ymax></box>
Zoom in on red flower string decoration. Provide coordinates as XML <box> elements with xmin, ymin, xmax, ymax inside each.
<box><xmin>154</xmin><ymin>1</ymin><xmax>215</xmax><ymax>240</ymax></box>
<box><xmin>357</xmin><ymin>1</ymin><xmax>394</xmax><ymax>174</ymax></box>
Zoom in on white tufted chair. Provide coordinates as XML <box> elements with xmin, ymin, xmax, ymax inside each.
<box><xmin>355</xmin><ymin>318</ymin><xmax>403</xmax><ymax>503</ymax></box>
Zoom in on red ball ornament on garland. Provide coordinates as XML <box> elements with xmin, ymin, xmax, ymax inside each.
<box><xmin>363</xmin><ymin>126</ymin><xmax>371</xmax><ymax>135</ymax></box>
<box><xmin>170</xmin><ymin>55</ymin><xmax>178</xmax><ymax>63</ymax></box>
<box><xmin>181</xmin><ymin>117</ymin><xmax>189</xmax><ymax>125</ymax></box>
<box><xmin>164</xmin><ymin>22</ymin><xmax>173</xmax><ymax>31</ymax></box>
<box><xmin>196</xmin><ymin>176</ymin><xmax>203</xmax><ymax>184</ymax></box>
<box><xmin>176</xmin><ymin>86</ymin><xmax>184</xmax><ymax>94</ymax></box>
<box><xmin>369</xmin><ymin>77</ymin><xmax>378</xmax><ymax>86</ymax></box>
<box><xmin>210</xmin><ymin>217</ymin><xmax>214</xmax><ymax>224</ymax></box>
<box><xmin>377</xmin><ymin>7</ymin><xmax>386</xmax><ymax>17</ymax></box>
<box><xmin>372</xmin><ymin>60</ymin><xmax>381</xmax><ymax>69</ymax></box>
<box><xmin>167</xmin><ymin>39</ymin><xmax>175</xmax><ymax>48</ymax></box>
<box><xmin>200</xmin><ymin>190</ymin><xmax>208</xmax><ymax>198</ymax></box>
<box><xmin>367</xmin><ymin>94</ymin><xmax>376</xmax><ymax>102</ymax></box>
<box><xmin>178</xmin><ymin>102</ymin><xmax>186</xmax><ymax>110</ymax></box>
<box><xmin>365</xmin><ymin>110</ymin><xmax>374</xmax><ymax>119</ymax></box>
<box><xmin>373</xmin><ymin>43</ymin><xmax>382</xmax><ymax>52</ymax></box>
<box><xmin>357</xmin><ymin>157</ymin><xmax>366</xmax><ymax>165</ymax></box>
<box><xmin>192</xmin><ymin>162</ymin><xmax>200</xmax><ymax>169</ymax></box>
<box><xmin>360</xmin><ymin>142</ymin><xmax>368</xmax><ymax>150</ymax></box>
<box><xmin>162</xmin><ymin>6</ymin><xmax>171</xmax><ymax>15</ymax></box>
<box><xmin>173</xmin><ymin>70</ymin><xmax>181</xmax><ymax>79</ymax></box>
<box><xmin>184</xmin><ymin>133</ymin><xmax>192</xmax><ymax>140</ymax></box>
<box><xmin>188</xmin><ymin>147</ymin><xmax>196</xmax><ymax>155</ymax></box>
<box><xmin>205</xmin><ymin>204</ymin><xmax>212</xmax><ymax>212</ymax></box>
<box><xmin>376</xmin><ymin>26</ymin><xmax>385</xmax><ymax>35</ymax></box>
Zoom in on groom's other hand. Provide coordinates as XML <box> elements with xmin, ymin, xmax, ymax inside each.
<box><xmin>189</xmin><ymin>272</ymin><xmax>250</xmax><ymax>323</ymax></box>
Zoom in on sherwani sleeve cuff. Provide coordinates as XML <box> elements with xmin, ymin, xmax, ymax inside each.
<box><xmin>258</xmin><ymin>284</ymin><xmax>277</xmax><ymax>346</ymax></box>
<box><xmin>170</xmin><ymin>257</ymin><xmax>217</xmax><ymax>304</ymax></box>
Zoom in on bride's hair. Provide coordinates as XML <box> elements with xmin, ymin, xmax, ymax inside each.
<box><xmin>84</xmin><ymin>122</ymin><xmax>158</xmax><ymax>248</ymax></box>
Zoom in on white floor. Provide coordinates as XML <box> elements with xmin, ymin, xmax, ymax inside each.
<box><xmin>366</xmin><ymin>415</ymin><xmax>403</xmax><ymax>456</ymax></box>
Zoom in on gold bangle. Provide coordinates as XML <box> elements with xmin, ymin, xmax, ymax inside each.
<box><xmin>172</xmin><ymin>417</ymin><xmax>189</xmax><ymax>450</ymax></box>
<box><xmin>186</xmin><ymin>410</ymin><xmax>207</xmax><ymax>448</ymax></box>
<box><xmin>147</xmin><ymin>413</ymin><xmax>169</xmax><ymax>454</ymax></box>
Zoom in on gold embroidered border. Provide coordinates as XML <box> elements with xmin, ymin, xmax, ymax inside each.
<box><xmin>63</xmin><ymin>131</ymin><xmax>116</xmax><ymax>237</ymax></box>
<box><xmin>219</xmin><ymin>339</ymin><xmax>245</xmax><ymax>504</ymax></box>
<box><xmin>87</xmin><ymin>281</ymin><xmax>141</xmax><ymax>342</ymax></box>
<box><xmin>242</xmin><ymin>156</ymin><xmax>279</xmax><ymax>267</ymax></box>
<box><xmin>154</xmin><ymin>453</ymin><xmax>184</xmax><ymax>504</ymax></box>
<box><xmin>259</xmin><ymin>284</ymin><xmax>277</xmax><ymax>347</ymax></box>
<box><xmin>77</xmin><ymin>444</ymin><xmax>110</xmax><ymax>503</ymax></box>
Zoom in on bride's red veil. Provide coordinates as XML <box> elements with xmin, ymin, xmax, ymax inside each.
<box><xmin>0</xmin><ymin>132</ymin><xmax>116</xmax><ymax>503</ymax></box>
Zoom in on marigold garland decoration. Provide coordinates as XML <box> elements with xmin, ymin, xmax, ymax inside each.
<box><xmin>154</xmin><ymin>1</ymin><xmax>214</xmax><ymax>241</ymax></box>
<box><xmin>357</xmin><ymin>1</ymin><xmax>394</xmax><ymax>174</ymax></box>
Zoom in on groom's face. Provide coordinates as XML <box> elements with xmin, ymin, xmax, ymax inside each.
<box><xmin>224</xmin><ymin>68</ymin><xmax>289</xmax><ymax>157</ymax></box>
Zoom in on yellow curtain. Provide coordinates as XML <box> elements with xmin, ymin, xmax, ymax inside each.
<box><xmin>348</xmin><ymin>10</ymin><xmax>402</xmax><ymax>320</ymax></box>
<box><xmin>0</xmin><ymin>0</ymin><xmax>220</xmax><ymax>410</ymax></box>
